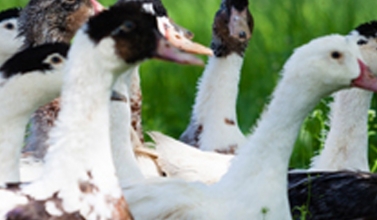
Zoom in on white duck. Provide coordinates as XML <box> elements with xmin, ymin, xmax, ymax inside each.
<box><xmin>180</xmin><ymin>0</ymin><xmax>252</xmax><ymax>153</ymax></box>
<box><xmin>0</xmin><ymin>43</ymin><xmax>69</xmax><ymax>183</ymax></box>
<box><xmin>310</xmin><ymin>21</ymin><xmax>377</xmax><ymax>171</ymax></box>
<box><xmin>0</xmin><ymin>2</ymin><xmax>203</xmax><ymax>219</ymax></box>
<box><xmin>156</xmin><ymin>21</ymin><xmax>377</xmax><ymax>183</ymax></box>
<box><xmin>0</xmin><ymin>8</ymin><xmax>23</xmax><ymax>66</ymax></box>
<box><xmin>124</xmin><ymin>34</ymin><xmax>377</xmax><ymax>219</ymax></box>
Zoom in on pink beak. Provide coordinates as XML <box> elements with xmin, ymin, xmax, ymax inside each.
<box><xmin>351</xmin><ymin>59</ymin><xmax>377</xmax><ymax>92</ymax></box>
<box><xmin>154</xmin><ymin>32</ymin><xmax>204</xmax><ymax>66</ymax></box>
<box><xmin>90</xmin><ymin>0</ymin><xmax>105</xmax><ymax>15</ymax></box>
<box><xmin>156</xmin><ymin>17</ymin><xmax>213</xmax><ymax>56</ymax></box>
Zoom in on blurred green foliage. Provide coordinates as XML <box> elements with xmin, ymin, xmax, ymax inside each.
<box><xmin>1</xmin><ymin>0</ymin><xmax>377</xmax><ymax>169</ymax></box>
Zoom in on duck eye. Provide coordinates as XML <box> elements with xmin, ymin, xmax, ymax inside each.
<box><xmin>122</xmin><ymin>21</ymin><xmax>136</xmax><ymax>32</ymax></box>
<box><xmin>331</xmin><ymin>51</ymin><xmax>342</xmax><ymax>59</ymax></box>
<box><xmin>357</xmin><ymin>39</ymin><xmax>367</xmax><ymax>45</ymax></box>
<box><xmin>51</xmin><ymin>56</ymin><xmax>62</xmax><ymax>64</ymax></box>
<box><xmin>4</xmin><ymin>23</ymin><xmax>14</xmax><ymax>30</ymax></box>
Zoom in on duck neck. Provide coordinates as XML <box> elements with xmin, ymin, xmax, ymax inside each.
<box><xmin>0</xmin><ymin>115</ymin><xmax>28</xmax><ymax>183</ymax></box>
<box><xmin>190</xmin><ymin>53</ymin><xmax>245</xmax><ymax>151</ymax></box>
<box><xmin>111</xmin><ymin>69</ymin><xmax>145</xmax><ymax>187</ymax></box>
<box><xmin>311</xmin><ymin>88</ymin><xmax>372</xmax><ymax>171</ymax></box>
<box><xmin>33</xmin><ymin>32</ymin><xmax>128</xmax><ymax>201</ymax></box>
<box><xmin>216</xmin><ymin>76</ymin><xmax>325</xmax><ymax>218</ymax></box>
<box><xmin>0</xmin><ymin>73</ymin><xmax>61</xmax><ymax>183</ymax></box>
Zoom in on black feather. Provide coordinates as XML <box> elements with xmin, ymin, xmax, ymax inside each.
<box><xmin>0</xmin><ymin>8</ymin><xmax>21</xmax><ymax>23</ymax></box>
<box><xmin>0</xmin><ymin>43</ymin><xmax>69</xmax><ymax>79</ymax></box>
<box><xmin>289</xmin><ymin>171</ymin><xmax>377</xmax><ymax>220</ymax></box>
<box><xmin>225</xmin><ymin>0</ymin><xmax>249</xmax><ymax>12</ymax></box>
<box><xmin>354</xmin><ymin>20</ymin><xmax>377</xmax><ymax>38</ymax></box>
<box><xmin>87</xmin><ymin>1</ymin><xmax>159</xmax><ymax>63</ymax></box>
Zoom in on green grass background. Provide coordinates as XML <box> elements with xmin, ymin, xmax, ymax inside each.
<box><xmin>1</xmin><ymin>0</ymin><xmax>377</xmax><ymax>169</ymax></box>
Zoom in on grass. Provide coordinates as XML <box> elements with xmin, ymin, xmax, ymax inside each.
<box><xmin>1</xmin><ymin>0</ymin><xmax>377</xmax><ymax>170</ymax></box>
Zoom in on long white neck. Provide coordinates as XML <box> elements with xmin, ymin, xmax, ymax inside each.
<box><xmin>215</xmin><ymin>76</ymin><xmax>326</xmax><ymax>219</ymax></box>
<box><xmin>311</xmin><ymin>88</ymin><xmax>371</xmax><ymax>171</ymax></box>
<box><xmin>0</xmin><ymin>71</ymin><xmax>62</xmax><ymax>183</ymax></box>
<box><xmin>111</xmin><ymin>69</ymin><xmax>144</xmax><ymax>187</ymax></box>
<box><xmin>24</xmin><ymin>31</ymin><xmax>127</xmax><ymax>208</ymax></box>
<box><xmin>0</xmin><ymin>116</ymin><xmax>27</xmax><ymax>183</ymax></box>
<box><xmin>186</xmin><ymin>53</ymin><xmax>246</xmax><ymax>152</ymax></box>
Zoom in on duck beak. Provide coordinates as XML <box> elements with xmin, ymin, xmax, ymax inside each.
<box><xmin>153</xmin><ymin>31</ymin><xmax>204</xmax><ymax>66</ymax></box>
<box><xmin>111</xmin><ymin>90</ymin><xmax>128</xmax><ymax>103</ymax></box>
<box><xmin>90</xmin><ymin>0</ymin><xmax>106</xmax><ymax>15</ymax></box>
<box><xmin>157</xmin><ymin>16</ymin><xmax>213</xmax><ymax>56</ymax></box>
<box><xmin>351</xmin><ymin>59</ymin><xmax>377</xmax><ymax>92</ymax></box>
<box><xmin>228</xmin><ymin>7</ymin><xmax>252</xmax><ymax>42</ymax></box>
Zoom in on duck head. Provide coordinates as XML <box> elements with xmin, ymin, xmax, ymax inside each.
<box><xmin>0</xmin><ymin>43</ymin><xmax>69</xmax><ymax>109</ymax></box>
<box><xmin>18</xmin><ymin>0</ymin><xmax>105</xmax><ymax>47</ymax></box>
<box><xmin>211</xmin><ymin>0</ymin><xmax>253</xmax><ymax>57</ymax></box>
<box><xmin>283</xmin><ymin>35</ymin><xmax>377</xmax><ymax>95</ymax></box>
<box><xmin>86</xmin><ymin>1</ymin><xmax>204</xmax><ymax>67</ymax></box>
<box><xmin>0</xmin><ymin>8</ymin><xmax>23</xmax><ymax>65</ymax></box>
<box><xmin>116</xmin><ymin>0</ymin><xmax>213</xmax><ymax>56</ymax></box>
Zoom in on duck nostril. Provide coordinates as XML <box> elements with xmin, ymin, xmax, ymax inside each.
<box><xmin>239</xmin><ymin>31</ymin><xmax>247</xmax><ymax>39</ymax></box>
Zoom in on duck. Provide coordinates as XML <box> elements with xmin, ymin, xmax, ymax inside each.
<box><xmin>179</xmin><ymin>0</ymin><xmax>252</xmax><ymax>154</ymax></box>
<box><xmin>124</xmin><ymin>33</ymin><xmax>377</xmax><ymax>219</ymax></box>
<box><xmin>106</xmin><ymin>0</ymin><xmax>213</xmax><ymax>183</ymax></box>
<box><xmin>0</xmin><ymin>2</ymin><xmax>203</xmax><ymax>219</ymax></box>
<box><xmin>0</xmin><ymin>43</ymin><xmax>69</xmax><ymax>183</ymax></box>
<box><xmin>310</xmin><ymin>21</ymin><xmax>377</xmax><ymax>172</ymax></box>
<box><xmin>113</xmin><ymin>0</ymin><xmax>212</xmax><ymax>145</ymax></box>
<box><xmin>155</xmin><ymin>20</ymin><xmax>377</xmax><ymax>184</ymax></box>
<box><xmin>0</xmin><ymin>8</ymin><xmax>23</xmax><ymax>67</ymax></box>
<box><xmin>22</xmin><ymin>0</ymin><xmax>105</xmax><ymax>160</ymax></box>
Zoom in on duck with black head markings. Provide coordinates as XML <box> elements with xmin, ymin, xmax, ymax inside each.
<box><xmin>124</xmin><ymin>33</ymin><xmax>377</xmax><ymax>219</ymax></box>
<box><xmin>0</xmin><ymin>8</ymin><xmax>23</xmax><ymax>67</ymax></box>
<box><xmin>0</xmin><ymin>2</ymin><xmax>204</xmax><ymax>220</ymax></box>
<box><xmin>104</xmin><ymin>0</ymin><xmax>214</xmax><ymax>183</ymax></box>
<box><xmin>179</xmin><ymin>0</ymin><xmax>253</xmax><ymax>154</ymax></box>
<box><xmin>0</xmin><ymin>43</ymin><xmax>69</xmax><ymax>184</ymax></box>
<box><xmin>110</xmin><ymin>0</ymin><xmax>212</xmax><ymax>147</ymax></box>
